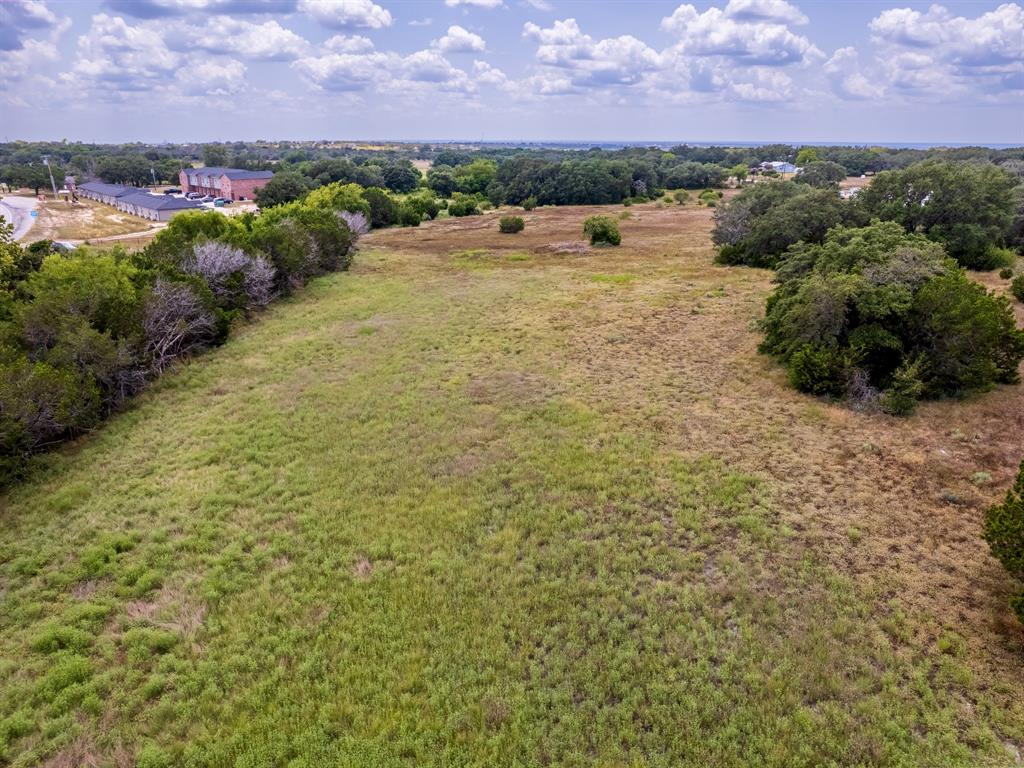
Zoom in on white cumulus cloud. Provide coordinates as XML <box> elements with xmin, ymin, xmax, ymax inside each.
<box><xmin>434</xmin><ymin>25</ymin><xmax>486</xmax><ymax>53</ymax></box>
<box><xmin>299</xmin><ymin>0</ymin><xmax>393</xmax><ymax>30</ymax></box>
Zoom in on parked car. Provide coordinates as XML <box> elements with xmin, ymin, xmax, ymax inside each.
<box><xmin>185</xmin><ymin>192</ymin><xmax>203</xmax><ymax>200</ymax></box>
<box><xmin>213</xmin><ymin>198</ymin><xmax>231</xmax><ymax>206</ymax></box>
<box><xmin>163</xmin><ymin>188</ymin><xmax>182</xmax><ymax>195</ymax></box>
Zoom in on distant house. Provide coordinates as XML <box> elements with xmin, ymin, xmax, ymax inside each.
<box><xmin>179</xmin><ymin>167</ymin><xmax>274</xmax><ymax>201</ymax></box>
<box><xmin>759</xmin><ymin>161</ymin><xmax>799</xmax><ymax>175</ymax></box>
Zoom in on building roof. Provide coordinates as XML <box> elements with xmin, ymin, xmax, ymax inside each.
<box><xmin>184</xmin><ymin>167</ymin><xmax>274</xmax><ymax>181</ymax></box>
<box><xmin>79</xmin><ymin>181</ymin><xmax>137</xmax><ymax>197</ymax></box>
<box><xmin>120</xmin><ymin>191</ymin><xmax>202</xmax><ymax>211</ymax></box>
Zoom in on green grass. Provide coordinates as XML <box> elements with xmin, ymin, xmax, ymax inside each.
<box><xmin>0</xmin><ymin>248</ymin><xmax>1017</xmax><ymax>766</ymax></box>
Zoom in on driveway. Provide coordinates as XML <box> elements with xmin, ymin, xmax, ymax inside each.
<box><xmin>0</xmin><ymin>196</ymin><xmax>39</xmax><ymax>242</ymax></box>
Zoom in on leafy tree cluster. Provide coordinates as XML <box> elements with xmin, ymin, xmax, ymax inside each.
<box><xmin>759</xmin><ymin>221</ymin><xmax>1024</xmax><ymax>413</ymax></box>
<box><xmin>713</xmin><ymin>181</ymin><xmax>862</xmax><ymax>268</ymax></box>
<box><xmin>714</xmin><ymin>160</ymin><xmax>1021</xmax><ymax>271</ymax></box>
<box><xmin>0</xmin><ymin>184</ymin><xmax>368</xmax><ymax>484</ymax></box>
<box><xmin>858</xmin><ymin>160</ymin><xmax>1018</xmax><ymax>269</ymax></box>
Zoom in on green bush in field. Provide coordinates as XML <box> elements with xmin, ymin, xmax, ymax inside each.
<box><xmin>499</xmin><ymin>216</ymin><xmax>524</xmax><ymax>234</ymax></box>
<box><xmin>583</xmin><ymin>216</ymin><xmax>621</xmax><ymax>246</ymax></box>
<box><xmin>674</xmin><ymin>190</ymin><xmax>690</xmax><ymax>205</ymax></box>
<box><xmin>522</xmin><ymin>196</ymin><xmax>537</xmax><ymax>211</ymax></box>
<box><xmin>1012</xmin><ymin>275</ymin><xmax>1024</xmax><ymax>302</ymax></box>
<box><xmin>761</xmin><ymin>221</ymin><xmax>1024</xmax><ymax>413</ymax></box>
<box><xmin>398</xmin><ymin>204</ymin><xmax>422</xmax><ymax>227</ymax></box>
<box><xmin>984</xmin><ymin>460</ymin><xmax>1024</xmax><ymax>623</ymax></box>
<box><xmin>447</xmin><ymin>194</ymin><xmax>481</xmax><ymax>217</ymax></box>
<box><xmin>1000</xmin><ymin>267</ymin><xmax>1014</xmax><ymax>279</ymax></box>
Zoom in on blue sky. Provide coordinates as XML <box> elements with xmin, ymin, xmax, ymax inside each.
<box><xmin>1</xmin><ymin>0</ymin><xmax>1021</xmax><ymax>144</ymax></box>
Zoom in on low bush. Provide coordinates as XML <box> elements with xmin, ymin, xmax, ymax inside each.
<box><xmin>448</xmin><ymin>194</ymin><xmax>481</xmax><ymax>217</ymax></box>
<box><xmin>1012</xmin><ymin>275</ymin><xmax>1024</xmax><ymax>302</ymax></box>
<box><xmin>522</xmin><ymin>196</ymin><xmax>537</xmax><ymax>211</ymax></box>
<box><xmin>983</xmin><ymin>459</ymin><xmax>1024</xmax><ymax>623</ymax></box>
<box><xmin>398</xmin><ymin>204</ymin><xmax>422</xmax><ymax>227</ymax></box>
<box><xmin>499</xmin><ymin>216</ymin><xmax>524</xmax><ymax>234</ymax></box>
<box><xmin>583</xmin><ymin>216</ymin><xmax>621</xmax><ymax>246</ymax></box>
<box><xmin>760</xmin><ymin>221</ymin><xmax>1024</xmax><ymax>413</ymax></box>
<box><xmin>673</xmin><ymin>190</ymin><xmax>690</xmax><ymax>205</ymax></box>
<box><xmin>1000</xmin><ymin>267</ymin><xmax>1014</xmax><ymax>279</ymax></box>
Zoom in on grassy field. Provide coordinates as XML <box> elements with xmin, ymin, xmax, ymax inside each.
<box><xmin>1</xmin><ymin>201</ymin><xmax>1022</xmax><ymax>766</ymax></box>
<box><xmin>28</xmin><ymin>196</ymin><xmax>160</xmax><ymax>242</ymax></box>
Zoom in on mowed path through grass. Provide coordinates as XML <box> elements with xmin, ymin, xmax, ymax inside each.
<box><xmin>1</xmin><ymin>203</ymin><xmax>1022</xmax><ymax>766</ymax></box>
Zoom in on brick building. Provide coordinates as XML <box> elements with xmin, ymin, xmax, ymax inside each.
<box><xmin>179</xmin><ymin>167</ymin><xmax>274</xmax><ymax>201</ymax></box>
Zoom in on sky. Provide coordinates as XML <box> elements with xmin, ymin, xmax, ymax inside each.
<box><xmin>0</xmin><ymin>0</ymin><xmax>1022</xmax><ymax>144</ymax></box>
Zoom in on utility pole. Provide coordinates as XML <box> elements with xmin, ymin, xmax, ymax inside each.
<box><xmin>150</xmin><ymin>167</ymin><xmax>157</xmax><ymax>185</ymax></box>
<box><xmin>41</xmin><ymin>155</ymin><xmax>58</xmax><ymax>197</ymax></box>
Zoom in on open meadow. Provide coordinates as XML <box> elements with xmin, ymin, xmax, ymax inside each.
<box><xmin>1</xmin><ymin>200</ymin><xmax>1022</xmax><ymax>766</ymax></box>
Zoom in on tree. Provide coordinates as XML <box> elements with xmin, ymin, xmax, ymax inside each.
<box><xmin>382</xmin><ymin>161</ymin><xmax>421</xmax><ymax>194</ymax></box>
<box><xmin>426</xmin><ymin>165</ymin><xmax>457</xmax><ymax>198</ymax></box>
<box><xmin>796</xmin><ymin>161</ymin><xmax>847</xmax><ymax>188</ymax></box>
<box><xmin>760</xmin><ymin>221</ymin><xmax>1024</xmax><ymax>411</ymax></box>
<box><xmin>254</xmin><ymin>172</ymin><xmax>314</xmax><ymax>208</ymax></box>
<box><xmin>859</xmin><ymin>160</ymin><xmax>1016</xmax><ymax>269</ymax></box>
<box><xmin>730</xmin><ymin>164</ymin><xmax>749</xmax><ymax>186</ymax></box>
<box><xmin>796</xmin><ymin>147</ymin><xmax>821</xmax><ymax>166</ymax></box>
<box><xmin>202</xmin><ymin>144</ymin><xmax>229</xmax><ymax>167</ymax></box>
<box><xmin>713</xmin><ymin>182</ymin><xmax>858</xmax><ymax>268</ymax></box>
<box><xmin>454</xmin><ymin>159</ymin><xmax>498</xmax><ymax>195</ymax></box>
<box><xmin>984</xmin><ymin>460</ymin><xmax>1024</xmax><ymax>623</ymax></box>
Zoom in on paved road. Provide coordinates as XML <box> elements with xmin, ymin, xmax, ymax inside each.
<box><xmin>0</xmin><ymin>196</ymin><xmax>38</xmax><ymax>242</ymax></box>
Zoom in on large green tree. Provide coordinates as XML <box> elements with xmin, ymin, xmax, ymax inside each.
<box><xmin>859</xmin><ymin>161</ymin><xmax>1016</xmax><ymax>269</ymax></box>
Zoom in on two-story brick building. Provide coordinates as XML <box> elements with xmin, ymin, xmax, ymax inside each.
<box><xmin>178</xmin><ymin>167</ymin><xmax>274</xmax><ymax>201</ymax></box>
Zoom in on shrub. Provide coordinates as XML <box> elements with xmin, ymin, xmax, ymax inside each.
<box><xmin>583</xmin><ymin>216</ymin><xmax>621</xmax><ymax>246</ymax></box>
<box><xmin>304</xmin><ymin>182</ymin><xmax>371</xmax><ymax>219</ymax></box>
<box><xmin>404</xmin><ymin>191</ymin><xmax>440</xmax><ymax>221</ymax></box>
<box><xmin>673</xmin><ymin>190</ymin><xmax>690</xmax><ymax>205</ymax></box>
<box><xmin>622</xmin><ymin>198</ymin><xmax>633</xmax><ymax>207</ymax></box>
<box><xmin>499</xmin><ymin>216</ymin><xmax>524</xmax><ymax>234</ymax></box>
<box><xmin>362</xmin><ymin>187</ymin><xmax>400</xmax><ymax>228</ymax></box>
<box><xmin>398</xmin><ymin>204</ymin><xmax>422</xmax><ymax>227</ymax></box>
<box><xmin>1000</xmin><ymin>267</ymin><xmax>1014</xmax><ymax>279</ymax></box>
<box><xmin>1012</xmin><ymin>275</ymin><xmax>1024</xmax><ymax>302</ymax></box>
<box><xmin>522</xmin><ymin>196</ymin><xmax>537</xmax><ymax>211</ymax></box>
<box><xmin>761</xmin><ymin>221</ymin><xmax>1024</xmax><ymax>412</ymax></box>
<box><xmin>447</xmin><ymin>194</ymin><xmax>481</xmax><ymax>217</ymax></box>
<box><xmin>983</xmin><ymin>460</ymin><xmax>1024</xmax><ymax>622</ymax></box>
